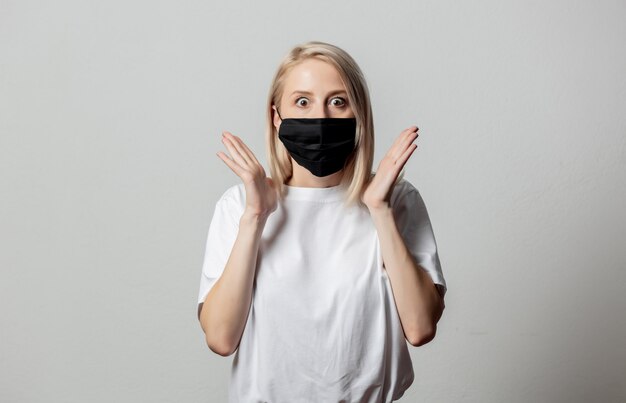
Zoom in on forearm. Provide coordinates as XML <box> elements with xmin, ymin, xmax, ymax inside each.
<box><xmin>199</xmin><ymin>211</ymin><xmax>267</xmax><ymax>356</ymax></box>
<box><xmin>369</xmin><ymin>206</ymin><xmax>444</xmax><ymax>346</ymax></box>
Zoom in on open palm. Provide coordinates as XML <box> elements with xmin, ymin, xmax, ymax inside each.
<box><xmin>217</xmin><ymin>131</ymin><xmax>278</xmax><ymax>219</ymax></box>
<box><xmin>361</xmin><ymin>125</ymin><xmax>419</xmax><ymax>210</ymax></box>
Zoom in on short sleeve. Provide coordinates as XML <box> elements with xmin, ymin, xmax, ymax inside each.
<box><xmin>392</xmin><ymin>182</ymin><xmax>447</xmax><ymax>298</ymax></box>
<box><xmin>197</xmin><ymin>192</ymin><xmax>242</xmax><ymax>306</ymax></box>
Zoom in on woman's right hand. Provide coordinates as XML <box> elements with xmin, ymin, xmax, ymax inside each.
<box><xmin>217</xmin><ymin>131</ymin><xmax>278</xmax><ymax>220</ymax></box>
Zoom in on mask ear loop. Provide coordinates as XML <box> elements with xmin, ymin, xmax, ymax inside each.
<box><xmin>275</xmin><ymin>106</ymin><xmax>283</xmax><ymax>121</ymax></box>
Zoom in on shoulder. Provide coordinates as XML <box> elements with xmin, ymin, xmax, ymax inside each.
<box><xmin>217</xmin><ymin>183</ymin><xmax>246</xmax><ymax>213</ymax></box>
<box><xmin>389</xmin><ymin>177</ymin><xmax>419</xmax><ymax>208</ymax></box>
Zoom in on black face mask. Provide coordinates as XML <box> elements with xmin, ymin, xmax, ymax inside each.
<box><xmin>276</xmin><ymin>108</ymin><xmax>357</xmax><ymax>177</ymax></box>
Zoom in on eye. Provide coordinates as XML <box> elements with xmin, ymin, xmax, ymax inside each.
<box><xmin>330</xmin><ymin>97</ymin><xmax>346</xmax><ymax>107</ymax></box>
<box><xmin>295</xmin><ymin>97</ymin><xmax>309</xmax><ymax>107</ymax></box>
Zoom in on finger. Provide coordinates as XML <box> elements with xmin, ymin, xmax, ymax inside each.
<box><xmin>222</xmin><ymin>135</ymin><xmax>252</xmax><ymax>168</ymax></box>
<box><xmin>216</xmin><ymin>151</ymin><xmax>246</xmax><ymax>177</ymax></box>
<box><xmin>223</xmin><ymin>132</ymin><xmax>255</xmax><ymax>167</ymax></box>
<box><xmin>400</xmin><ymin>125</ymin><xmax>419</xmax><ymax>139</ymax></box>
<box><xmin>228</xmin><ymin>133</ymin><xmax>262</xmax><ymax>168</ymax></box>
<box><xmin>389</xmin><ymin>127</ymin><xmax>419</xmax><ymax>158</ymax></box>
<box><xmin>395</xmin><ymin>143</ymin><xmax>418</xmax><ymax>171</ymax></box>
<box><xmin>400</xmin><ymin>129</ymin><xmax>419</xmax><ymax>150</ymax></box>
<box><xmin>401</xmin><ymin>125</ymin><xmax>417</xmax><ymax>133</ymax></box>
<box><xmin>391</xmin><ymin>130</ymin><xmax>419</xmax><ymax>161</ymax></box>
<box><xmin>389</xmin><ymin>127</ymin><xmax>415</xmax><ymax>149</ymax></box>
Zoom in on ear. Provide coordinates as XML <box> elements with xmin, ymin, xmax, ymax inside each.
<box><xmin>272</xmin><ymin>105</ymin><xmax>282</xmax><ymax>131</ymax></box>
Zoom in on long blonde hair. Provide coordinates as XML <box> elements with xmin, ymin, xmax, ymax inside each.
<box><xmin>264</xmin><ymin>41</ymin><xmax>404</xmax><ymax>209</ymax></box>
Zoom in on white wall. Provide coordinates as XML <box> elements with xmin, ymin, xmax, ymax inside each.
<box><xmin>1</xmin><ymin>1</ymin><xmax>624</xmax><ymax>402</ymax></box>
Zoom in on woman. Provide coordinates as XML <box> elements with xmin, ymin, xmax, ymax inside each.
<box><xmin>197</xmin><ymin>41</ymin><xmax>447</xmax><ymax>402</ymax></box>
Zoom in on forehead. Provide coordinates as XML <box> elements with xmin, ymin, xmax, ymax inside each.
<box><xmin>282</xmin><ymin>58</ymin><xmax>346</xmax><ymax>95</ymax></box>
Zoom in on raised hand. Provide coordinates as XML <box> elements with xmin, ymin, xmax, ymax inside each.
<box><xmin>217</xmin><ymin>131</ymin><xmax>278</xmax><ymax>219</ymax></box>
<box><xmin>361</xmin><ymin>125</ymin><xmax>419</xmax><ymax>211</ymax></box>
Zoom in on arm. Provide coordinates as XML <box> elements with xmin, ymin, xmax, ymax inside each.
<box><xmin>369</xmin><ymin>205</ymin><xmax>445</xmax><ymax>347</ymax></box>
<box><xmin>198</xmin><ymin>211</ymin><xmax>268</xmax><ymax>356</ymax></box>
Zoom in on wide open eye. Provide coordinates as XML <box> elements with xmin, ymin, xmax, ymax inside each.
<box><xmin>330</xmin><ymin>97</ymin><xmax>347</xmax><ymax>107</ymax></box>
<box><xmin>295</xmin><ymin>97</ymin><xmax>309</xmax><ymax>107</ymax></box>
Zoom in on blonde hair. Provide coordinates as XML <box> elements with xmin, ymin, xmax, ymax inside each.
<box><xmin>264</xmin><ymin>40</ymin><xmax>405</xmax><ymax>209</ymax></box>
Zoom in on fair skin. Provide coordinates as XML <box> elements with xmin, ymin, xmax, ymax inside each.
<box><xmin>271</xmin><ymin>58</ymin><xmax>353</xmax><ymax>188</ymax></box>
<box><xmin>199</xmin><ymin>58</ymin><xmax>444</xmax><ymax>355</ymax></box>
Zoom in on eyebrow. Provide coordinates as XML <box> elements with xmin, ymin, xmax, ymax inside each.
<box><xmin>290</xmin><ymin>90</ymin><xmax>347</xmax><ymax>97</ymax></box>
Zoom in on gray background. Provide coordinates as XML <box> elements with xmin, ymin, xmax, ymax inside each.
<box><xmin>1</xmin><ymin>1</ymin><xmax>625</xmax><ymax>402</ymax></box>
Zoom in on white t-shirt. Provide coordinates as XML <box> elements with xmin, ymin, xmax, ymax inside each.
<box><xmin>198</xmin><ymin>178</ymin><xmax>447</xmax><ymax>402</ymax></box>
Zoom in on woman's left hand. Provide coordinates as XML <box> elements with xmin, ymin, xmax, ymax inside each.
<box><xmin>361</xmin><ymin>125</ymin><xmax>419</xmax><ymax>211</ymax></box>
